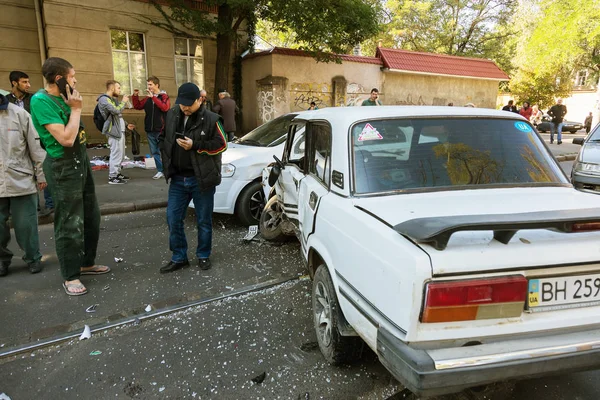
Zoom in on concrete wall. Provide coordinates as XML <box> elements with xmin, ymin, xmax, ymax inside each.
<box><xmin>0</xmin><ymin>0</ymin><xmax>44</xmax><ymax>90</ymax></box>
<box><xmin>384</xmin><ymin>72</ymin><xmax>500</xmax><ymax>109</ymax></box>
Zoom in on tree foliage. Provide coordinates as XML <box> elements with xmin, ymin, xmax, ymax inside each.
<box><xmin>509</xmin><ymin>0</ymin><xmax>600</xmax><ymax>108</ymax></box>
<box><xmin>143</xmin><ymin>0</ymin><xmax>380</xmax><ymax>99</ymax></box>
<box><xmin>364</xmin><ymin>0</ymin><xmax>516</xmax><ymax>66</ymax></box>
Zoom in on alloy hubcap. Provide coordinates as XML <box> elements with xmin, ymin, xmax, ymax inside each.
<box><xmin>249</xmin><ymin>190</ymin><xmax>266</xmax><ymax>221</ymax></box>
<box><xmin>315</xmin><ymin>281</ymin><xmax>332</xmax><ymax>346</ymax></box>
<box><xmin>264</xmin><ymin>201</ymin><xmax>283</xmax><ymax>231</ymax></box>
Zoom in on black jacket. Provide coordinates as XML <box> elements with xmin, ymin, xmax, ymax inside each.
<box><xmin>6</xmin><ymin>92</ymin><xmax>31</xmax><ymax>113</ymax></box>
<box><xmin>548</xmin><ymin>104</ymin><xmax>567</xmax><ymax>124</ymax></box>
<box><xmin>132</xmin><ymin>92</ymin><xmax>170</xmax><ymax>133</ymax></box>
<box><xmin>159</xmin><ymin>107</ymin><xmax>227</xmax><ymax>190</ymax></box>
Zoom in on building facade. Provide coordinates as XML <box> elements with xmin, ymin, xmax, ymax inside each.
<box><xmin>0</xmin><ymin>0</ymin><xmax>237</xmax><ymax>139</ymax></box>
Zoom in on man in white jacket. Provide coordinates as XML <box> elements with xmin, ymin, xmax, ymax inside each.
<box><xmin>97</xmin><ymin>80</ymin><xmax>130</xmax><ymax>184</ymax></box>
<box><xmin>0</xmin><ymin>92</ymin><xmax>47</xmax><ymax>276</ymax></box>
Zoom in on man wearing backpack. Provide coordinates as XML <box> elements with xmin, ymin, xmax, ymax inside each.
<box><xmin>96</xmin><ymin>80</ymin><xmax>129</xmax><ymax>184</ymax></box>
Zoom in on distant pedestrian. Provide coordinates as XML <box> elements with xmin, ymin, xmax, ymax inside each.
<box><xmin>0</xmin><ymin>92</ymin><xmax>46</xmax><ymax>277</ymax></box>
<box><xmin>30</xmin><ymin>57</ymin><xmax>110</xmax><ymax>295</ymax></box>
<box><xmin>212</xmin><ymin>90</ymin><xmax>239</xmax><ymax>142</ymax></box>
<box><xmin>362</xmin><ymin>88</ymin><xmax>382</xmax><ymax>106</ymax></box>
<box><xmin>200</xmin><ymin>89</ymin><xmax>212</xmax><ymax>112</ymax></box>
<box><xmin>7</xmin><ymin>71</ymin><xmax>32</xmax><ymax>112</ymax></box>
<box><xmin>158</xmin><ymin>83</ymin><xmax>227</xmax><ymax>274</ymax></box>
<box><xmin>530</xmin><ymin>105</ymin><xmax>543</xmax><ymax>127</ymax></box>
<box><xmin>547</xmin><ymin>98</ymin><xmax>567</xmax><ymax>144</ymax></box>
<box><xmin>502</xmin><ymin>100</ymin><xmax>518</xmax><ymax>113</ymax></box>
<box><xmin>97</xmin><ymin>80</ymin><xmax>130</xmax><ymax>185</ymax></box>
<box><xmin>519</xmin><ymin>102</ymin><xmax>533</xmax><ymax>121</ymax></box>
<box><xmin>132</xmin><ymin>76</ymin><xmax>170</xmax><ymax>179</ymax></box>
<box><xmin>585</xmin><ymin>112</ymin><xmax>593</xmax><ymax>133</ymax></box>
<box><xmin>308</xmin><ymin>101</ymin><xmax>318</xmax><ymax>110</ymax></box>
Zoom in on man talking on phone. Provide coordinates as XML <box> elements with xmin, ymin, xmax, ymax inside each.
<box><xmin>30</xmin><ymin>57</ymin><xmax>110</xmax><ymax>296</ymax></box>
<box><xmin>158</xmin><ymin>83</ymin><xmax>227</xmax><ymax>273</ymax></box>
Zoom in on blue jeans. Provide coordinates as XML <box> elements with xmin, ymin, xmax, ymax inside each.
<box><xmin>146</xmin><ymin>131</ymin><xmax>163</xmax><ymax>172</ymax></box>
<box><xmin>167</xmin><ymin>176</ymin><xmax>215</xmax><ymax>262</ymax></box>
<box><xmin>44</xmin><ymin>187</ymin><xmax>54</xmax><ymax>209</ymax></box>
<box><xmin>550</xmin><ymin>122</ymin><xmax>563</xmax><ymax>142</ymax></box>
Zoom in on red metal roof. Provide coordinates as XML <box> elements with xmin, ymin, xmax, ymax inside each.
<box><xmin>243</xmin><ymin>47</ymin><xmax>382</xmax><ymax>65</ymax></box>
<box><xmin>376</xmin><ymin>47</ymin><xmax>509</xmax><ymax>80</ymax></box>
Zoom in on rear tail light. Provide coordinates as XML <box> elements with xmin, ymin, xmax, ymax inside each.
<box><xmin>421</xmin><ymin>276</ymin><xmax>527</xmax><ymax>323</ymax></box>
<box><xmin>572</xmin><ymin>222</ymin><xmax>600</xmax><ymax>232</ymax></box>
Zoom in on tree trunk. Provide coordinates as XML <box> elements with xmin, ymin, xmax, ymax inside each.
<box><xmin>214</xmin><ymin>4</ymin><xmax>234</xmax><ymax>104</ymax></box>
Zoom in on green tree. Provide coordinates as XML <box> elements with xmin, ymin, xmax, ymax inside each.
<box><xmin>510</xmin><ymin>0</ymin><xmax>600</xmax><ymax>110</ymax></box>
<box><xmin>144</xmin><ymin>0</ymin><xmax>380</xmax><ymax>101</ymax></box>
<box><xmin>363</xmin><ymin>0</ymin><xmax>516</xmax><ymax>65</ymax></box>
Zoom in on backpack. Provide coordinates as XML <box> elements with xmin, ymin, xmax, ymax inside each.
<box><xmin>93</xmin><ymin>95</ymin><xmax>109</xmax><ymax>132</ymax></box>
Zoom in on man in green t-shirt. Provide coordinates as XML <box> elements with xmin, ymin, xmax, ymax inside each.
<box><xmin>361</xmin><ymin>88</ymin><xmax>383</xmax><ymax>106</ymax></box>
<box><xmin>30</xmin><ymin>57</ymin><xmax>110</xmax><ymax>296</ymax></box>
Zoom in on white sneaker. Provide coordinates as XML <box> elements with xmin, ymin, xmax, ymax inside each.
<box><xmin>153</xmin><ymin>172</ymin><xmax>164</xmax><ymax>180</ymax></box>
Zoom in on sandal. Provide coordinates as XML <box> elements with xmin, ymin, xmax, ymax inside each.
<box><xmin>63</xmin><ymin>281</ymin><xmax>88</xmax><ymax>296</ymax></box>
<box><xmin>80</xmin><ymin>265</ymin><xmax>111</xmax><ymax>275</ymax></box>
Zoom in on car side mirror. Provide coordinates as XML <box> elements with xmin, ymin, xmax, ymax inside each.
<box><xmin>268</xmin><ymin>165</ymin><xmax>281</xmax><ymax>187</ymax></box>
<box><xmin>573</xmin><ymin>137</ymin><xmax>585</xmax><ymax>145</ymax></box>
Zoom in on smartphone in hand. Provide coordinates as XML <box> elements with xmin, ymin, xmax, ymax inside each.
<box><xmin>56</xmin><ymin>77</ymin><xmax>73</xmax><ymax>98</ymax></box>
<box><xmin>175</xmin><ymin>132</ymin><xmax>186</xmax><ymax>140</ymax></box>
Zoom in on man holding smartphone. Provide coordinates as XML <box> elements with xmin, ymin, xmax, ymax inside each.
<box><xmin>158</xmin><ymin>83</ymin><xmax>227</xmax><ymax>273</ymax></box>
<box><xmin>30</xmin><ymin>57</ymin><xmax>110</xmax><ymax>296</ymax></box>
<box><xmin>132</xmin><ymin>76</ymin><xmax>170</xmax><ymax>179</ymax></box>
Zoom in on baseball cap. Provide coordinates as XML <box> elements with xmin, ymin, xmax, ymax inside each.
<box><xmin>175</xmin><ymin>83</ymin><xmax>200</xmax><ymax>106</ymax></box>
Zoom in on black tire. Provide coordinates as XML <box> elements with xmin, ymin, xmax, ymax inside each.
<box><xmin>312</xmin><ymin>264</ymin><xmax>361</xmax><ymax>365</ymax></box>
<box><xmin>236</xmin><ymin>181</ymin><xmax>266</xmax><ymax>226</ymax></box>
<box><xmin>259</xmin><ymin>196</ymin><xmax>288</xmax><ymax>241</ymax></box>
<box><xmin>569</xmin><ymin>130</ymin><xmax>578</xmax><ymax>134</ymax></box>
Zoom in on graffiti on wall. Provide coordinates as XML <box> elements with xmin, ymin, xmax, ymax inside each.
<box><xmin>345</xmin><ymin>83</ymin><xmax>367</xmax><ymax>106</ymax></box>
<box><xmin>290</xmin><ymin>83</ymin><xmax>332</xmax><ymax>110</ymax></box>
<box><xmin>257</xmin><ymin>89</ymin><xmax>275</xmax><ymax>123</ymax></box>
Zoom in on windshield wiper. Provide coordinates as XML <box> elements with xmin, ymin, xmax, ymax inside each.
<box><xmin>239</xmin><ymin>139</ymin><xmax>263</xmax><ymax>147</ymax></box>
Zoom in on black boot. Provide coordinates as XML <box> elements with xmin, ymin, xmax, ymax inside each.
<box><xmin>0</xmin><ymin>261</ymin><xmax>10</xmax><ymax>277</ymax></box>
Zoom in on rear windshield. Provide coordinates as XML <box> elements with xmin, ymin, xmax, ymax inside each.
<box><xmin>352</xmin><ymin>118</ymin><xmax>567</xmax><ymax>194</ymax></box>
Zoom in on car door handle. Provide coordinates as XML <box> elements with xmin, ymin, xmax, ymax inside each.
<box><xmin>309</xmin><ymin>191</ymin><xmax>318</xmax><ymax>210</ymax></box>
<box><xmin>293</xmin><ymin>177</ymin><xmax>298</xmax><ymax>189</ymax></box>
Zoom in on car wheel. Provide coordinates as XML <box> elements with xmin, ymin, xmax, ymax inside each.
<box><xmin>259</xmin><ymin>196</ymin><xmax>288</xmax><ymax>241</ymax></box>
<box><xmin>236</xmin><ymin>181</ymin><xmax>266</xmax><ymax>226</ymax></box>
<box><xmin>313</xmin><ymin>264</ymin><xmax>361</xmax><ymax>365</ymax></box>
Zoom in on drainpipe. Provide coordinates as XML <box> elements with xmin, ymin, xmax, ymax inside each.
<box><xmin>33</xmin><ymin>0</ymin><xmax>47</xmax><ymax>64</ymax></box>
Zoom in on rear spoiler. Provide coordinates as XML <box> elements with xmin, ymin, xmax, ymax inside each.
<box><xmin>394</xmin><ymin>208</ymin><xmax>600</xmax><ymax>250</ymax></box>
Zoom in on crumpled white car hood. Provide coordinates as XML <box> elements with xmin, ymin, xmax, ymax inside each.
<box><xmin>353</xmin><ymin>186</ymin><xmax>600</xmax><ymax>275</ymax></box>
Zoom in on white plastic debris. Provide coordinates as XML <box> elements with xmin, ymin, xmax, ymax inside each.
<box><xmin>242</xmin><ymin>225</ymin><xmax>259</xmax><ymax>241</ymax></box>
<box><xmin>0</xmin><ymin>393</ymin><xmax>12</xmax><ymax>400</ymax></box>
<box><xmin>114</xmin><ymin>257</ymin><xmax>123</xmax><ymax>263</ymax></box>
<box><xmin>79</xmin><ymin>325</ymin><xmax>91</xmax><ymax>340</ymax></box>
<box><xmin>145</xmin><ymin>305</ymin><xmax>152</xmax><ymax>312</ymax></box>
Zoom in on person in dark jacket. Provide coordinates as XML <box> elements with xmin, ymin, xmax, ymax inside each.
<box><xmin>585</xmin><ymin>112</ymin><xmax>593</xmax><ymax>134</ymax></box>
<box><xmin>212</xmin><ymin>91</ymin><xmax>239</xmax><ymax>141</ymax></box>
<box><xmin>132</xmin><ymin>76</ymin><xmax>170</xmax><ymax>179</ymax></box>
<box><xmin>547</xmin><ymin>98</ymin><xmax>567</xmax><ymax>144</ymax></box>
<box><xmin>158</xmin><ymin>83</ymin><xmax>227</xmax><ymax>274</ymax></box>
<box><xmin>200</xmin><ymin>89</ymin><xmax>212</xmax><ymax>112</ymax></box>
<box><xmin>502</xmin><ymin>100</ymin><xmax>518</xmax><ymax>113</ymax></box>
<box><xmin>7</xmin><ymin>71</ymin><xmax>32</xmax><ymax>113</ymax></box>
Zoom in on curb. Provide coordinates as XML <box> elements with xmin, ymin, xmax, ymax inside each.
<box><xmin>555</xmin><ymin>154</ymin><xmax>577</xmax><ymax>162</ymax></box>
<box><xmin>38</xmin><ymin>200</ymin><xmax>168</xmax><ymax>225</ymax></box>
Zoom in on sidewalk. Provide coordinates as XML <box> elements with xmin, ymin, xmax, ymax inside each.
<box><xmin>38</xmin><ymin>143</ymin><xmax>169</xmax><ymax>225</ymax></box>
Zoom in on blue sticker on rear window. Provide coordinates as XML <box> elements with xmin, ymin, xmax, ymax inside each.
<box><xmin>514</xmin><ymin>121</ymin><xmax>532</xmax><ymax>132</ymax></box>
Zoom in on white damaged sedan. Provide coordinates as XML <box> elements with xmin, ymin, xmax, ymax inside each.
<box><xmin>261</xmin><ymin>106</ymin><xmax>600</xmax><ymax>396</ymax></box>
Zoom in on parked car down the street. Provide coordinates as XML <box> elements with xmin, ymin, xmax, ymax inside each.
<box><xmin>571</xmin><ymin>123</ymin><xmax>600</xmax><ymax>193</ymax></box>
<box><xmin>190</xmin><ymin>113</ymin><xmax>303</xmax><ymax>225</ymax></box>
<box><xmin>260</xmin><ymin>106</ymin><xmax>600</xmax><ymax>396</ymax></box>
<box><xmin>536</xmin><ymin>114</ymin><xmax>584</xmax><ymax>133</ymax></box>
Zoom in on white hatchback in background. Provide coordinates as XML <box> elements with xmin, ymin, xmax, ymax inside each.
<box><xmin>190</xmin><ymin>113</ymin><xmax>303</xmax><ymax>225</ymax></box>
<box><xmin>261</xmin><ymin>106</ymin><xmax>600</xmax><ymax>396</ymax></box>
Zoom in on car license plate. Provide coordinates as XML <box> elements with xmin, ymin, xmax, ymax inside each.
<box><xmin>528</xmin><ymin>274</ymin><xmax>600</xmax><ymax>311</ymax></box>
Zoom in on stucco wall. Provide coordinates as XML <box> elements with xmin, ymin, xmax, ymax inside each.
<box><xmin>384</xmin><ymin>72</ymin><xmax>499</xmax><ymax>109</ymax></box>
<box><xmin>242</xmin><ymin>53</ymin><xmax>383</xmax><ymax>131</ymax></box>
<box><xmin>0</xmin><ymin>0</ymin><xmax>44</xmax><ymax>90</ymax></box>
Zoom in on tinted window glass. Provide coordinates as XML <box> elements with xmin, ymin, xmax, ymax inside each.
<box><xmin>352</xmin><ymin>118</ymin><xmax>566</xmax><ymax>194</ymax></box>
<box><xmin>237</xmin><ymin>114</ymin><xmax>296</xmax><ymax>147</ymax></box>
<box><xmin>587</xmin><ymin>124</ymin><xmax>600</xmax><ymax>141</ymax></box>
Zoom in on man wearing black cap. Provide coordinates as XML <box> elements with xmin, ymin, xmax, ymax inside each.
<box><xmin>158</xmin><ymin>83</ymin><xmax>227</xmax><ymax>273</ymax></box>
